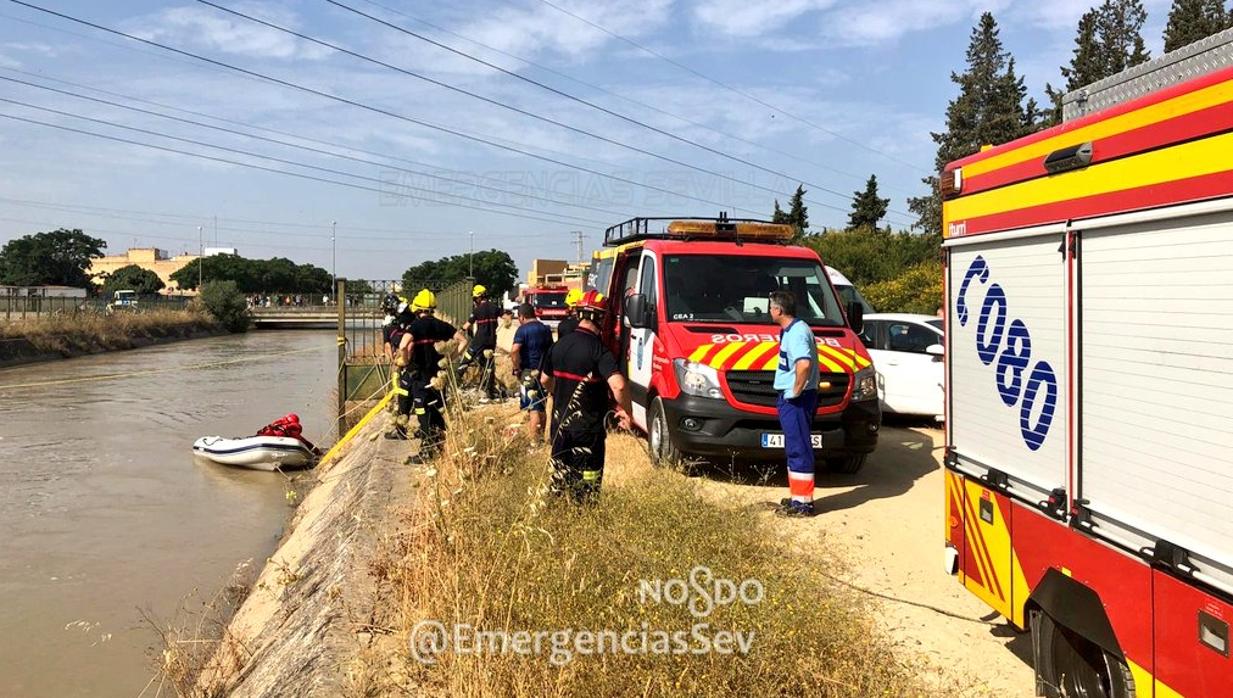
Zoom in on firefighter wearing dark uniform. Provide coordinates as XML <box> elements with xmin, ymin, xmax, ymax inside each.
<box><xmin>404</xmin><ymin>289</ymin><xmax>456</xmax><ymax>464</ymax></box>
<box><xmin>540</xmin><ymin>290</ymin><xmax>633</xmax><ymax>502</ymax></box>
<box><xmin>459</xmin><ymin>284</ymin><xmax>501</xmax><ymax>400</ymax></box>
<box><xmin>385</xmin><ymin>304</ymin><xmax>416</xmax><ymax>440</ymax></box>
<box><xmin>556</xmin><ymin>288</ymin><xmax>582</xmax><ymax>339</ymax></box>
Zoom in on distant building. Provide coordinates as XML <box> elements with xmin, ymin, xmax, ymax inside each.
<box><xmin>203</xmin><ymin>247</ymin><xmax>238</xmax><ymax>257</ymax></box>
<box><xmin>0</xmin><ymin>285</ymin><xmax>88</xmax><ymax>298</ymax></box>
<box><xmin>88</xmin><ymin>248</ymin><xmax>200</xmax><ymax>293</ymax></box>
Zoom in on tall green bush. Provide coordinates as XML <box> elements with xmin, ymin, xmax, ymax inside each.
<box><xmin>197</xmin><ymin>280</ymin><xmax>250</xmax><ymax>333</ymax></box>
<box><xmin>862</xmin><ymin>260</ymin><xmax>944</xmax><ymax>315</ymax></box>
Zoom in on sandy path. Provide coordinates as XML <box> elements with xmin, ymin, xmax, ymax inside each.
<box><xmin>686</xmin><ymin>422</ymin><xmax>1036</xmax><ymax>696</ymax></box>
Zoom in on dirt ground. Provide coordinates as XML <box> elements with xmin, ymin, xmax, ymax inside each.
<box><xmin>682</xmin><ymin>420</ymin><xmax>1037</xmax><ymax>697</ymax></box>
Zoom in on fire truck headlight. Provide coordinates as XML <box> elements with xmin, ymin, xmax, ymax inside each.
<box><xmin>673</xmin><ymin>359</ymin><xmax>723</xmax><ymax>399</ymax></box>
<box><xmin>852</xmin><ymin>367</ymin><xmax>877</xmax><ymax>401</ymax></box>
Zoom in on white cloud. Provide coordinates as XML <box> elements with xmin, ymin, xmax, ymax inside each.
<box><xmin>126</xmin><ymin>2</ymin><xmax>333</xmax><ymax>60</ymax></box>
<box><xmin>692</xmin><ymin>0</ymin><xmax>835</xmax><ymax>38</ymax></box>
<box><xmin>820</xmin><ymin>0</ymin><xmax>1009</xmax><ymax>47</ymax></box>
<box><xmin>0</xmin><ymin>52</ymin><xmax>19</xmax><ymax>69</ymax></box>
<box><xmin>453</xmin><ymin>0</ymin><xmax>674</xmax><ymax>60</ymax></box>
<box><xmin>4</xmin><ymin>42</ymin><xmax>61</xmax><ymax>57</ymax></box>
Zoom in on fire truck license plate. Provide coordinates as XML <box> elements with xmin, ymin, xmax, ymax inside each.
<box><xmin>760</xmin><ymin>433</ymin><xmax>823</xmax><ymax>448</ymax></box>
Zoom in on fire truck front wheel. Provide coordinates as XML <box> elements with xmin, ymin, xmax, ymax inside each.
<box><xmin>647</xmin><ymin>397</ymin><xmax>681</xmax><ymax>466</ymax></box>
<box><xmin>825</xmin><ymin>454</ymin><xmax>866</xmax><ymax>474</ymax></box>
<box><xmin>1033</xmin><ymin>612</ymin><xmax>1134</xmax><ymax>698</ymax></box>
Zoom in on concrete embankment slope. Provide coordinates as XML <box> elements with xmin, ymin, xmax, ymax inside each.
<box><xmin>200</xmin><ymin>403</ymin><xmax>413</xmax><ymax>697</ymax></box>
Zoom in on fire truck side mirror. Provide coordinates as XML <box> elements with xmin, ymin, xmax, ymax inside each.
<box><xmin>626</xmin><ymin>293</ymin><xmax>653</xmax><ymax>330</ymax></box>
<box><xmin>846</xmin><ymin>301</ymin><xmax>864</xmax><ymax>334</ymax></box>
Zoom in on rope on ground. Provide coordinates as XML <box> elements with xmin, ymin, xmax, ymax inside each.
<box><xmin>815</xmin><ymin>568</ymin><xmax>999</xmax><ymax>625</ymax></box>
<box><xmin>0</xmin><ymin>345</ymin><xmax>323</xmax><ymax>391</ymax></box>
<box><xmin>316</xmin><ymin>388</ymin><xmax>394</xmax><ymax>469</ymax></box>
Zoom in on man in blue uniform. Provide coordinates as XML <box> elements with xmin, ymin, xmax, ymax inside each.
<box><xmin>769</xmin><ymin>290</ymin><xmax>820</xmax><ymax>518</ymax></box>
<box><xmin>511</xmin><ymin>303</ymin><xmax>554</xmax><ymax>442</ymax></box>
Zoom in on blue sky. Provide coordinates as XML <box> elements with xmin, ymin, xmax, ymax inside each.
<box><xmin>0</xmin><ymin>0</ymin><xmax>1175</xmax><ymax>281</ymax></box>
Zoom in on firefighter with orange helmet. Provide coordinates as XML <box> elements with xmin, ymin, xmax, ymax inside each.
<box><xmin>540</xmin><ymin>290</ymin><xmax>632</xmax><ymax>502</ymax></box>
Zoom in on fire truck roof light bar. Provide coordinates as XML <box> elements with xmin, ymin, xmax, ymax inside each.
<box><xmin>603</xmin><ymin>213</ymin><xmax>794</xmax><ymax>247</ymax></box>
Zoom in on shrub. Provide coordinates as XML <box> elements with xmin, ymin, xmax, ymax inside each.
<box><xmin>862</xmin><ymin>260</ymin><xmax>944</xmax><ymax>315</ymax></box>
<box><xmin>804</xmin><ymin>228</ymin><xmax>940</xmax><ymax>287</ymax></box>
<box><xmin>197</xmin><ymin>280</ymin><xmax>250</xmax><ymax>333</ymax></box>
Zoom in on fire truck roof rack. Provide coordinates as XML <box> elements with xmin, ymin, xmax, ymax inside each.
<box><xmin>1062</xmin><ymin>26</ymin><xmax>1233</xmax><ymax>120</ymax></box>
<box><xmin>603</xmin><ymin>213</ymin><xmax>793</xmax><ymax>247</ymax></box>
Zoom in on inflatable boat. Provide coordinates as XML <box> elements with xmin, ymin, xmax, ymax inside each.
<box><xmin>192</xmin><ymin>435</ymin><xmax>314</xmax><ymax>471</ymax></box>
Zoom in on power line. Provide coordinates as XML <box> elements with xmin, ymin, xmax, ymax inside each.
<box><xmin>0</xmin><ymin>67</ymin><xmax>643</xmax><ymax>211</ymax></box>
<box><xmin>197</xmin><ymin>0</ymin><xmax>827</xmax><ymax>215</ymax></box>
<box><xmin>0</xmin><ymin>110</ymin><xmax>618</xmax><ymax>232</ymax></box>
<box><xmin>531</xmin><ymin>0</ymin><xmax>928</xmax><ymax>174</ymax></box>
<box><xmin>0</xmin><ymin>97</ymin><xmax>610</xmax><ymax>228</ymax></box>
<box><xmin>1</xmin><ymin>74</ymin><xmax>634</xmax><ymax>221</ymax></box>
<box><xmin>322</xmin><ymin>0</ymin><xmax>911</xmax><ymax>217</ymax></box>
<box><xmin>7</xmin><ymin>0</ymin><xmax>774</xmax><ymax>219</ymax></box>
<box><xmin>350</xmin><ymin>0</ymin><xmax>903</xmax><ymax>195</ymax></box>
<box><xmin>0</xmin><ymin>197</ymin><xmax>578</xmax><ymax>242</ymax></box>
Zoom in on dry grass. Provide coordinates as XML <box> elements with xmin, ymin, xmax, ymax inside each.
<box><xmin>0</xmin><ymin>308</ymin><xmax>219</xmax><ymax>355</ymax></box>
<box><xmin>369</xmin><ymin>396</ymin><xmax>929</xmax><ymax>696</ymax></box>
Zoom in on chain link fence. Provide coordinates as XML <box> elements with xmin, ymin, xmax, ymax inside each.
<box><xmin>1</xmin><ymin>293</ymin><xmax>190</xmax><ymax>321</ymax></box>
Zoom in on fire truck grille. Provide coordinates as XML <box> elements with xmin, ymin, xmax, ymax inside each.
<box><xmin>725</xmin><ymin>371</ymin><xmax>849</xmax><ymax>408</ymax></box>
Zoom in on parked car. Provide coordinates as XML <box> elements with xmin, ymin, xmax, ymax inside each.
<box><xmin>107</xmin><ymin>289</ymin><xmax>138</xmax><ymax>312</ymax></box>
<box><xmin>859</xmin><ymin>313</ymin><xmax>943</xmax><ymax>419</ymax></box>
<box><xmin>826</xmin><ymin>266</ymin><xmax>875</xmax><ymax>314</ymax></box>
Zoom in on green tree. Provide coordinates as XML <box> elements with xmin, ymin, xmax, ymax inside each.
<box><xmin>0</xmin><ymin>228</ymin><xmax>107</xmax><ymax>288</ymax></box>
<box><xmin>805</xmin><ymin>228</ymin><xmax>942</xmax><ymax>287</ymax></box>
<box><xmin>196</xmin><ymin>280</ymin><xmax>250</xmax><ymax>332</ymax></box>
<box><xmin>100</xmin><ymin>264</ymin><xmax>165</xmax><ymax>296</ymax></box>
<box><xmin>908</xmin><ymin>13</ymin><xmax>1037</xmax><ymax>233</ymax></box>
<box><xmin>847</xmin><ymin>175</ymin><xmax>890</xmax><ymax>230</ymax></box>
<box><xmin>401</xmin><ymin>249</ymin><xmax>518</xmax><ymax>299</ymax></box>
<box><xmin>785</xmin><ymin>185</ymin><xmax>809</xmax><ymax>236</ymax></box>
<box><xmin>1163</xmin><ymin>0</ymin><xmax>1231</xmax><ymax>51</ymax></box>
<box><xmin>1045</xmin><ymin>10</ymin><xmax>1103</xmax><ymax>122</ymax></box>
<box><xmin>771</xmin><ymin>199</ymin><xmax>788</xmax><ymax>224</ymax></box>
<box><xmin>861</xmin><ymin>260</ymin><xmax>944</xmax><ymax>315</ymax></box>
<box><xmin>170</xmin><ymin>254</ymin><xmax>331</xmax><ymax>294</ymax></box>
<box><xmin>1097</xmin><ymin>0</ymin><xmax>1151</xmax><ymax>74</ymax></box>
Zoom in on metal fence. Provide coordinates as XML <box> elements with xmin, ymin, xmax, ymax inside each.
<box><xmin>1</xmin><ymin>294</ymin><xmax>190</xmax><ymax>320</ymax></box>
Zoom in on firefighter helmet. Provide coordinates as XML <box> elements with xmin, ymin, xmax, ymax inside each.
<box><xmin>472</xmin><ymin>284</ymin><xmax>488</xmax><ymax>298</ymax></box>
<box><xmin>411</xmin><ymin>288</ymin><xmax>437</xmax><ymax>311</ymax></box>
<box><xmin>565</xmin><ymin>288</ymin><xmax>584</xmax><ymax>307</ymax></box>
<box><xmin>576</xmin><ymin>289</ymin><xmax>608</xmax><ymax>314</ymax></box>
<box><xmin>380</xmin><ymin>292</ymin><xmax>400</xmax><ymax>314</ymax></box>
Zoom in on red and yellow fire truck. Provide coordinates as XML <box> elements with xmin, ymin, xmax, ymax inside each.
<box><xmin>942</xmin><ymin>56</ymin><xmax>1233</xmax><ymax>696</ymax></box>
<box><xmin>522</xmin><ymin>284</ymin><xmax>569</xmax><ymax>328</ymax></box>
<box><xmin>593</xmin><ymin>216</ymin><xmax>879</xmax><ymax>471</ymax></box>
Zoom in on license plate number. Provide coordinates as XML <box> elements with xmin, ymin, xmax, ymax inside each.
<box><xmin>760</xmin><ymin>433</ymin><xmax>823</xmax><ymax>448</ymax></box>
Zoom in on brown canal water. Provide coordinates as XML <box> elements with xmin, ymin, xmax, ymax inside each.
<box><xmin>0</xmin><ymin>330</ymin><xmax>337</xmax><ymax>696</ymax></box>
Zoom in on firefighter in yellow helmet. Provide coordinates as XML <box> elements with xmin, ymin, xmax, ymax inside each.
<box><xmin>556</xmin><ymin>288</ymin><xmax>584</xmax><ymax>339</ymax></box>
<box><xmin>394</xmin><ymin>289</ymin><xmax>457</xmax><ymax>461</ymax></box>
<box><xmin>457</xmin><ymin>283</ymin><xmax>501</xmax><ymax>401</ymax></box>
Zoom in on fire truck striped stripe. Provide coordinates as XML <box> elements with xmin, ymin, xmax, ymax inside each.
<box><xmin>818</xmin><ymin>345</ymin><xmax>855</xmax><ymax>371</ymax></box>
<box><xmin>688</xmin><ymin>343</ymin><xmax>713</xmax><ymax>363</ymax></box>
<box><xmin>708</xmin><ymin>342</ymin><xmax>746</xmax><ymax>369</ymax></box>
<box><xmin>733</xmin><ymin>341</ymin><xmax>777</xmax><ymax>370</ymax></box>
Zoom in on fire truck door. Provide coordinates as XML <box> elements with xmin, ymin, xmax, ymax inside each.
<box><xmin>628</xmin><ymin>252</ymin><xmax>658</xmax><ymax>429</ymax></box>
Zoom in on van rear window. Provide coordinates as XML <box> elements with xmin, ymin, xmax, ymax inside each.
<box><xmin>663</xmin><ymin>255</ymin><xmax>843</xmax><ymax>326</ymax></box>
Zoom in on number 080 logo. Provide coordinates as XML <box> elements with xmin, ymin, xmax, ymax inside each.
<box><xmin>956</xmin><ymin>256</ymin><xmax>1058</xmax><ymax>451</ymax></box>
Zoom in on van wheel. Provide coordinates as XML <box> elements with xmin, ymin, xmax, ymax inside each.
<box><xmin>647</xmin><ymin>398</ymin><xmax>680</xmax><ymax>466</ymax></box>
<box><xmin>1033</xmin><ymin>611</ymin><xmax>1135</xmax><ymax>698</ymax></box>
<box><xmin>825</xmin><ymin>454</ymin><xmax>866</xmax><ymax>474</ymax></box>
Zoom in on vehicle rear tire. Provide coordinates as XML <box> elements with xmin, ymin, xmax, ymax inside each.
<box><xmin>1033</xmin><ymin>611</ymin><xmax>1135</xmax><ymax>698</ymax></box>
<box><xmin>825</xmin><ymin>454</ymin><xmax>866</xmax><ymax>474</ymax></box>
<box><xmin>647</xmin><ymin>397</ymin><xmax>681</xmax><ymax>467</ymax></box>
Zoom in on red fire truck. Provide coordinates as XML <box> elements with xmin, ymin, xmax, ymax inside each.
<box><xmin>522</xmin><ymin>285</ymin><xmax>569</xmax><ymax>328</ymax></box>
<box><xmin>594</xmin><ymin>216</ymin><xmax>879</xmax><ymax>471</ymax></box>
<box><xmin>942</xmin><ymin>49</ymin><xmax>1233</xmax><ymax>697</ymax></box>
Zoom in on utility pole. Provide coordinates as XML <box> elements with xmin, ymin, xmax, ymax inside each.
<box><xmin>331</xmin><ymin>220</ymin><xmax>337</xmax><ymax>304</ymax></box>
<box><xmin>197</xmin><ymin>225</ymin><xmax>203</xmax><ymax>291</ymax></box>
<box><xmin>572</xmin><ymin>230</ymin><xmax>584</xmax><ymax>263</ymax></box>
<box><xmin>468</xmin><ymin>230</ymin><xmax>474</xmax><ymax>278</ymax></box>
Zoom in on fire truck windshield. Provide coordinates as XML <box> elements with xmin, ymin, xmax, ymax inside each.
<box><xmin>663</xmin><ymin>255</ymin><xmax>844</xmax><ymax>325</ymax></box>
<box><xmin>533</xmin><ymin>292</ymin><xmax>566</xmax><ymax>308</ymax></box>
